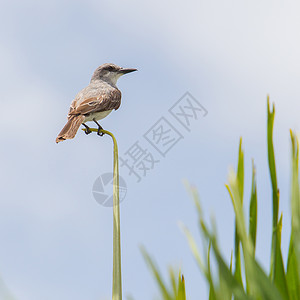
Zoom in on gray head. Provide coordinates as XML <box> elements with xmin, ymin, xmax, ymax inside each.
<box><xmin>91</xmin><ymin>63</ymin><xmax>137</xmax><ymax>85</ymax></box>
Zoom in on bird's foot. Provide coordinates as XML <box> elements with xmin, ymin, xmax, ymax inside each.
<box><xmin>97</xmin><ymin>127</ymin><xmax>105</xmax><ymax>136</ymax></box>
<box><xmin>93</xmin><ymin>118</ymin><xmax>105</xmax><ymax>136</ymax></box>
<box><xmin>85</xmin><ymin>128</ymin><xmax>92</xmax><ymax>135</ymax></box>
<box><xmin>82</xmin><ymin>123</ymin><xmax>92</xmax><ymax>135</ymax></box>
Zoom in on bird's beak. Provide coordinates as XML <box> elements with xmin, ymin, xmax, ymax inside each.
<box><xmin>119</xmin><ymin>68</ymin><xmax>137</xmax><ymax>74</ymax></box>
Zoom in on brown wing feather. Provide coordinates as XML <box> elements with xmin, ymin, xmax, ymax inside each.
<box><xmin>69</xmin><ymin>89</ymin><xmax>121</xmax><ymax>117</ymax></box>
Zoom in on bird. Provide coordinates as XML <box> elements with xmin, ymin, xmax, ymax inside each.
<box><xmin>56</xmin><ymin>63</ymin><xmax>137</xmax><ymax>143</ymax></box>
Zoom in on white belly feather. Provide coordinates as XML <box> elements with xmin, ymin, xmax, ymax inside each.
<box><xmin>84</xmin><ymin>110</ymin><xmax>113</xmax><ymax>122</ymax></box>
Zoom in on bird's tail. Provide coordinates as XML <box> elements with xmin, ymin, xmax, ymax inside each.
<box><xmin>56</xmin><ymin>115</ymin><xmax>85</xmax><ymax>143</ymax></box>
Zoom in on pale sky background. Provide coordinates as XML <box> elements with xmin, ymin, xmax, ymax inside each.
<box><xmin>1</xmin><ymin>0</ymin><xmax>300</xmax><ymax>299</ymax></box>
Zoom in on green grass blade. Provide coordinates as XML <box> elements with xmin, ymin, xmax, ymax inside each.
<box><xmin>286</xmin><ymin>231</ymin><xmax>300</xmax><ymax>300</ymax></box>
<box><xmin>183</xmin><ymin>180</ymin><xmax>203</xmax><ymax>218</ymax></box>
<box><xmin>200</xmin><ymin>222</ymin><xmax>250</xmax><ymax>300</ymax></box>
<box><xmin>82</xmin><ymin>127</ymin><xmax>122</xmax><ymax>300</ymax></box>
<box><xmin>287</xmin><ymin>130</ymin><xmax>300</xmax><ymax>299</ymax></box>
<box><xmin>140</xmin><ymin>247</ymin><xmax>172</xmax><ymax>300</ymax></box>
<box><xmin>249</xmin><ymin>160</ymin><xmax>258</xmax><ymax>255</ymax></box>
<box><xmin>180</xmin><ymin>222</ymin><xmax>218</xmax><ymax>300</ymax></box>
<box><xmin>218</xmin><ymin>270</ymin><xmax>232</xmax><ymax>300</ymax></box>
<box><xmin>267</xmin><ymin>100</ymin><xmax>290</xmax><ymax>299</ymax></box>
<box><xmin>234</xmin><ymin>138</ymin><xmax>244</xmax><ymax>290</ymax></box>
<box><xmin>207</xmin><ymin>242</ymin><xmax>217</xmax><ymax>300</ymax></box>
<box><xmin>290</xmin><ymin>131</ymin><xmax>300</xmax><ymax>275</ymax></box>
<box><xmin>267</xmin><ymin>97</ymin><xmax>280</xmax><ymax>281</ymax></box>
<box><xmin>180</xmin><ymin>223</ymin><xmax>206</xmax><ymax>275</ymax></box>
<box><xmin>227</xmin><ymin>170</ymin><xmax>283</xmax><ymax>299</ymax></box>
<box><xmin>180</xmin><ymin>188</ymin><xmax>218</xmax><ymax>300</ymax></box>
<box><xmin>227</xmin><ymin>172</ymin><xmax>255</xmax><ymax>296</ymax></box>
<box><xmin>109</xmin><ymin>131</ymin><xmax>122</xmax><ymax>300</ymax></box>
<box><xmin>177</xmin><ymin>274</ymin><xmax>186</xmax><ymax>300</ymax></box>
<box><xmin>237</xmin><ymin>137</ymin><xmax>245</xmax><ymax>201</ymax></box>
<box><xmin>273</xmin><ymin>214</ymin><xmax>290</xmax><ymax>300</ymax></box>
<box><xmin>230</xmin><ymin>250</ymin><xmax>233</xmax><ymax>273</ymax></box>
<box><xmin>248</xmin><ymin>259</ymin><xmax>283</xmax><ymax>300</ymax></box>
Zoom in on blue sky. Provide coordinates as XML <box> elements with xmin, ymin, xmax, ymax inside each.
<box><xmin>1</xmin><ymin>0</ymin><xmax>300</xmax><ymax>299</ymax></box>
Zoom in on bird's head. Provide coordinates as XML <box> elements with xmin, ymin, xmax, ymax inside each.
<box><xmin>91</xmin><ymin>63</ymin><xmax>137</xmax><ymax>85</ymax></box>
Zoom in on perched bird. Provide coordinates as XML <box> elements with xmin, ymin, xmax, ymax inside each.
<box><xmin>56</xmin><ymin>63</ymin><xmax>137</xmax><ymax>143</ymax></box>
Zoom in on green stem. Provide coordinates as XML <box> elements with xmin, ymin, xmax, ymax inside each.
<box><xmin>83</xmin><ymin>128</ymin><xmax>122</xmax><ymax>300</ymax></box>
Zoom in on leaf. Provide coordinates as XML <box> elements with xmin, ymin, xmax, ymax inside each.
<box><xmin>273</xmin><ymin>214</ymin><xmax>290</xmax><ymax>300</ymax></box>
<box><xmin>286</xmin><ymin>231</ymin><xmax>300</xmax><ymax>300</ymax></box>
<box><xmin>200</xmin><ymin>222</ymin><xmax>250</xmax><ymax>300</ymax></box>
<box><xmin>109</xmin><ymin>130</ymin><xmax>122</xmax><ymax>300</ymax></box>
<box><xmin>177</xmin><ymin>273</ymin><xmax>186</xmax><ymax>300</ymax></box>
<box><xmin>140</xmin><ymin>247</ymin><xmax>172</xmax><ymax>300</ymax></box>
<box><xmin>227</xmin><ymin>169</ymin><xmax>283</xmax><ymax>299</ymax></box>
<box><xmin>249</xmin><ymin>160</ymin><xmax>257</xmax><ymax>256</ymax></box>
<box><xmin>287</xmin><ymin>130</ymin><xmax>300</xmax><ymax>299</ymax></box>
<box><xmin>227</xmin><ymin>172</ymin><xmax>255</xmax><ymax>296</ymax></box>
<box><xmin>86</xmin><ymin>128</ymin><xmax>123</xmax><ymax>300</ymax></box>
<box><xmin>234</xmin><ymin>138</ymin><xmax>244</xmax><ymax>290</ymax></box>
<box><xmin>267</xmin><ymin>97</ymin><xmax>280</xmax><ymax>281</ymax></box>
<box><xmin>207</xmin><ymin>242</ymin><xmax>217</xmax><ymax>300</ymax></box>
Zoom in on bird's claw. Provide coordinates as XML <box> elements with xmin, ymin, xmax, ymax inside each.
<box><xmin>84</xmin><ymin>128</ymin><xmax>92</xmax><ymax>135</ymax></box>
<box><xmin>93</xmin><ymin>118</ymin><xmax>105</xmax><ymax>136</ymax></box>
<box><xmin>97</xmin><ymin>129</ymin><xmax>104</xmax><ymax>136</ymax></box>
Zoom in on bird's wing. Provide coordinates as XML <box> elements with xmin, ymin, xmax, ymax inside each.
<box><xmin>68</xmin><ymin>89</ymin><xmax>121</xmax><ymax>117</ymax></box>
<box><xmin>68</xmin><ymin>101</ymin><xmax>77</xmax><ymax>116</ymax></box>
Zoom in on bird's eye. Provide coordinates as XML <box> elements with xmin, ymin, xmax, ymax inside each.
<box><xmin>106</xmin><ymin>66</ymin><xmax>114</xmax><ymax>71</ymax></box>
